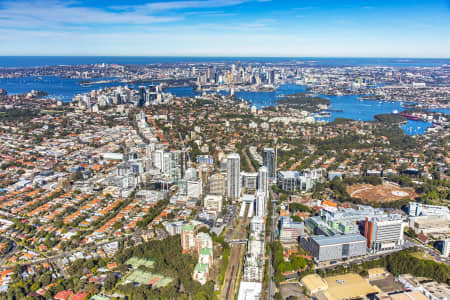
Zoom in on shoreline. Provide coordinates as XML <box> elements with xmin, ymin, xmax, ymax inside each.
<box><xmin>5</xmin><ymin>75</ymin><xmax>450</xmax><ymax>109</ymax></box>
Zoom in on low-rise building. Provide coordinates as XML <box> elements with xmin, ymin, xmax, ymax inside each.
<box><xmin>238</xmin><ymin>281</ymin><xmax>262</xmax><ymax>300</ymax></box>
<box><xmin>398</xmin><ymin>274</ymin><xmax>450</xmax><ymax>300</ymax></box>
<box><xmin>203</xmin><ymin>194</ymin><xmax>223</xmax><ymax>212</ymax></box>
<box><xmin>279</xmin><ymin>216</ymin><xmax>304</xmax><ymax>243</ymax></box>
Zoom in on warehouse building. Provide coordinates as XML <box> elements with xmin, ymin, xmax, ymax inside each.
<box><xmin>300</xmin><ymin>234</ymin><xmax>367</xmax><ymax>262</ymax></box>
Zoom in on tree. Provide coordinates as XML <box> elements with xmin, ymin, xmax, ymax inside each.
<box><xmin>104</xmin><ymin>274</ymin><xmax>118</xmax><ymax>291</ymax></box>
<box><xmin>290</xmin><ymin>255</ymin><xmax>306</xmax><ymax>270</ymax></box>
<box><xmin>291</xmin><ymin>215</ymin><xmax>303</xmax><ymax>223</ymax></box>
<box><xmin>274</xmin><ymin>292</ymin><xmax>283</xmax><ymax>300</ymax></box>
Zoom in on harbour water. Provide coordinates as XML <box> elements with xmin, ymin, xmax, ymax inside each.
<box><xmin>1</xmin><ymin>77</ymin><xmax>449</xmax><ymax>136</ymax></box>
<box><xmin>0</xmin><ymin>76</ymin><xmax>124</xmax><ymax>102</ymax></box>
<box><xmin>166</xmin><ymin>84</ymin><xmax>449</xmax><ymax>135</ymax></box>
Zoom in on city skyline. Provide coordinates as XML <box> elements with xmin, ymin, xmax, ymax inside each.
<box><xmin>0</xmin><ymin>0</ymin><xmax>450</xmax><ymax>57</ymax></box>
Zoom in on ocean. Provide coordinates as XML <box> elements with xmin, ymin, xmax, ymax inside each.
<box><xmin>1</xmin><ymin>56</ymin><xmax>450</xmax><ymax>68</ymax></box>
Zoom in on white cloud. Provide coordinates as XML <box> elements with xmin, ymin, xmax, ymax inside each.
<box><xmin>114</xmin><ymin>0</ymin><xmax>271</xmax><ymax>12</ymax></box>
<box><xmin>0</xmin><ymin>0</ymin><xmax>272</xmax><ymax>31</ymax></box>
<box><xmin>0</xmin><ymin>0</ymin><xmax>181</xmax><ymax>29</ymax></box>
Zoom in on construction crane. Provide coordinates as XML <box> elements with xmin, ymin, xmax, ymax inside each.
<box><xmin>178</xmin><ymin>132</ymin><xmax>192</xmax><ymax>168</ymax></box>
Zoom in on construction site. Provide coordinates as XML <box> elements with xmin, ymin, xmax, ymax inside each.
<box><xmin>347</xmin><ymin>183</ymin><xmax>417</xmax><ymax>203</ymax></box>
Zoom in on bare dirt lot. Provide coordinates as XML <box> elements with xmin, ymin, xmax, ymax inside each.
<box><xmin>370</xmin><ymin>276</ymin><xmax>404</xmax><ymax>293</ymax></box>
<box><xmin>280</xmin><ymin>282</ymin><xmax>307</xmax><ymax>300</ymax></box>
<box><xmin>347</xmin><ymin>183</ymin><xmax>417</xmax><ymax>202</ymax></box>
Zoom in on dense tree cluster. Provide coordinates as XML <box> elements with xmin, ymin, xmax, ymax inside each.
<box><xmin>0</xmin><ymin>238</ymin><xmax>14</xmax><ymax>255</ymax></box>
<box><xmin>288</xmin><ymin>203</ymin><xmax>311</xmax><ymax>213</ymax></box>
<box><xmin>276</xmin><ymin>93</ymin><xmax>331</xmax><ymax>112</ymax></box>
<box><xmin>374</xmin><ymin>113</ymin><xmax>407</xmax><ymax>124</ymax></box>
<box><xmin>114</xmin><ymin>235</ymin><xmax>216</xmax><ymax>299</ymax></box>
<box><xmin>0</xmin><ymin>108</ymin><xmax>40</xmax><ymax>121</ymax></box>
<box><xmin>319</xmin><ymin>249</ymin><xmax>449</xmax><ymax>284</ymax></box>
<box><xmin>388</xmin><ymin>251</ymin><xmax>449</xmax><ymax>283</ymax></box>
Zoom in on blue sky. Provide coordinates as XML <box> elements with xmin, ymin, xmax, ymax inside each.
<box><xmin>0</xmin><ymin>0</ymin><xmax>449</xmax><ymax>57</ymax></box>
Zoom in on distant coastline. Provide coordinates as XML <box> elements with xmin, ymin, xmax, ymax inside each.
<box><xmin>1</xmin><ymin>56</ymin><xmax>450</xmax><ymax>68</ymax></box>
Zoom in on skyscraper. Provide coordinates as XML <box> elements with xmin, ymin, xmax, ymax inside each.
<box><xmin>258</xmin><ymin>166</ymin><xmax>269</xmax><ymax>199</ymax></box>
<box><xmin>269</xmin><ymin>70</ymin><xmax>275</xmax><ymax>85</ymax></box>
<box><xmin>226</xmin><ymin>153</ymin><xmax>240</xmax><ymax>201</ymax></box>
<box><xmin>263</xmin><ymin>148</ymin><xmax>276</xmax><ymax>179</ymax></box>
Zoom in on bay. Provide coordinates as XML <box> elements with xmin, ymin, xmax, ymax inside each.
<box><xmin>166</xmin><ymin>84</ymin><xmax>449</xmax><ymax>136</ymax></box>
<box><xmin>1</xmin><ymin>76</ymin><xmax>448</xmax><ymax>136</ymax></box>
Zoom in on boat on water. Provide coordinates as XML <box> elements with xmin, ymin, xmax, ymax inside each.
<box><xmin>316</xmin><ymin>111</ymin><xmax>332</xmax><ymax>117</ymax></box>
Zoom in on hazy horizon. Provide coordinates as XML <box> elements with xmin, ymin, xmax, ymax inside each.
<box><xmin>1</xmin><ymin>55</ymin><xmax>450</xmax><ymax>58</ymax></box>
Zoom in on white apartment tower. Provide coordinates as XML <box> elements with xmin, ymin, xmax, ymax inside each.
<box><xmin>227</xmin><ymin>153</ymin><xmax>241</xmax><ymax>201</ymax></box>
<box><xmin>258</xmin><ymin>166</ymin><xmax>269</xmax><ymax>199</ymax></box>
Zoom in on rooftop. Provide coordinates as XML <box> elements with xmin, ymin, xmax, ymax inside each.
<box><xmin>301</xmin><ymin>274</ymin><xmax>328</xmax><ymax>294</ymax></box>
<box><xmin>325</xmin><ymin>273</ymin><xmax>381</xmax><ymax>300</ymax></box>
<box><xmin>390</xmin><ymin>291</ymin><xmax>428</xmax><ymax>300</ymax></box>
<box><xmin>312</xmin><ymin>233</ymin><xmax>366</xmax><ymax>246</ymax></box>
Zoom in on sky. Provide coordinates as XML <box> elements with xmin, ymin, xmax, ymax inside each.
<box><xmin>0</xmin><ymin>0</ymin><xmax>449</xmax><ymax>57</ymax></box>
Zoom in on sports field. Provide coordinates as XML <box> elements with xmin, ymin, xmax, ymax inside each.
<box><xmin>126</xmin><ymin>257</ymin><xmax>155</xmax><ymax>269</ymax></box>
<box><xmin>125</xmin><ymin>269</ymin><xmax>173</xmax><ymax>288</ymax></box>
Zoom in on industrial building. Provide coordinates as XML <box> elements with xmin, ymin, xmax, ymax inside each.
<box><xmin>300</xmin><ymin>234</ymin><xmax>367</xmax><ymax>262</ymax></box>
<box><xmin>409</xmin><ymin>216</ymin><xmax>450</xmax><ymax>237</ymax></box>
